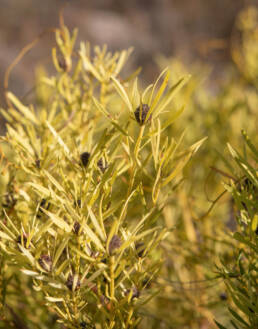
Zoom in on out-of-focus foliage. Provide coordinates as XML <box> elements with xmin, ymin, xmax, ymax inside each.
<box><xmin>215</xmin><ymin>132</ymin><xmax>257</xmax><ymax>329</ymax></box>
<box><xmin>232</xmin><ymin>5</ymin><xmax>258</xmax><ymax>86</ymax></box>
<box><xmin>146</xmin><ymin>5</ymin><xmax>257</xmax><ymax>329</ymax></box>
<box><xmin>0</xmin><ymin>5</ymin><xmax>257</xmax><ymax>329</ymax></box>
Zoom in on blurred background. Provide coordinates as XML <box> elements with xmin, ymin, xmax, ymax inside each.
<box><xmin>0</xmin><ymin>0</ymin><xmax>254</xmax><ymax>113</ymax></box>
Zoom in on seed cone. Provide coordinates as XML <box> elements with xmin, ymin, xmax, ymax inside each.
<box><xmin>66</xmin><ymin>273</ymin><xmax>81</xmax><ymax>291</ymax></box>
<box><xmin>97</xmin><ymin>158</ymin><xmax>108</xmax><ymax>173</ymax></box>
<box><xmin>17</xmin><ymin>234</ymin><xmax>30</xmax><ymax>249</ymax></box>
<box><xmin>80</xmin><ymin>152</ymin><xmax>90</xmax><ymax>167</ymax></box>
<box><xmin>109</xmin><ymin>235</ymin><xmax>122</xmax><ymax>254</ymax></box>
<box><xmin>38</xmin><ymin>255</ymin><xmax>53</xmax><ymax>272</ymax></box>
<box><xmin>73</xmin><ymin>221</ymin><xmax>81</xmax><ymax>235</ymax></box>
<box><xmin>134</xmin><ymin>104</ymin><xmax>151</xmax><ymax>125</ymax></box>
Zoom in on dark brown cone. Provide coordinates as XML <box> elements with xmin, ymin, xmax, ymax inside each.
<box><xmin>66</xmin><ymin>273</ymin><xmax>81</xmax><ymax>291</ymax></box>
<box><xmin>73</xmin><ymin>221</ymin><xmax>81</xmax><ymax>235</ymax></box>
<box><xmin>97</xmin><ymin>159</ymin><xmax>108</xmax><ymax>173</ymax></box>
<box><xmin>17</xmin><ymin>234</ymin><xmax>30</xmax><ymax>249</ymax></box>
<box><xmin>109</xmin><ymin>235</ymin><xmax>122</xmax><ymax>254</ymax></box>
<box><xmin>80</xmin><ymin>152</ymin><xmax>90</xmax><ymax>167</ymax></box>
<box><xmin>38</xmin><ymin>255</ymin><xmax>53</xmax><ymax>272</ymax></box>
<box><xmin>134</xmin><ymin>104</ymin><xmax>151</xmax><ymax>125</ymax></box>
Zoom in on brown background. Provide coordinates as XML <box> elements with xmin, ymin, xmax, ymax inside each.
<box><xmin>0</xmin><ymin>0</ymin><xmax>254</xmax><ymax>113</ymax></box>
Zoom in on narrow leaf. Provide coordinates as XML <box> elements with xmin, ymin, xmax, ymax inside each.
<box><xmin>111</xmin><ymin>76</ymin><xmax>133</xmax><ymax>113</ymax></box>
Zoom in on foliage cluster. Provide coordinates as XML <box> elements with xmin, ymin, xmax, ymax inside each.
<box><xmin>0</xmin><ymin>5</ymin><xmax>257</xmax><ymax>329</ymax></box>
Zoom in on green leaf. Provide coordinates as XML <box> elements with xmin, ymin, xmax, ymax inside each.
<box><xmin>20</xmin><ymin>269</ymin><xmax>39</xmax><ymax>276</ymax></box>
<box><xmin>18</xmin><ymin>245</ymin><xmax>35</xmax><ymax>266</ymax></box>
<box><xmin>230</xmin><ymin>320</ymin><xmax>241</xmax><ymax>329</ymax></box>
<box><xmin>147</xmin><ymin>69</ymin><xmax>170</xmax><ymax>120</ymax></box>
<box><xmin>113</xmin><ymin>48</ymin><xmax>133</xmax><ymax>77</ymax></box>
<box><xmin>53</xmin><ymin>236</ymin><xmax>70</xmax><ymax>268</ymax></box>
<box><xmin>161</xmin><ymin>153</ymin><xmax>190</xmax><ymax>187</ymax></box>
<box><xmin>251</xmin><ymin>214</ymin><xmax>258</xmax><ymax>232</ymax></box>
<box><xmin>6</xmin><ymin>125</ymin><xmax>34</xmax><ymax>156</ymax></box>
<box><xmin>233</xmin><ymin>232</ymin><xmax>258</xmax><ymax>252</ymax></box>
<box><xmin>46</xmin><ymin>121</ymin><xmax>71</xmax><ymax>157</ymax></box>
<box><xmin>214</xmin><ymin>320</ymin><xmax>228</xmax><ymax>329</ymax></box>
<box><xmin>87</xmin><ymin>206</ymin><xmax>106</xmax><ymax>241</ymax></box>
<box><xmin>0</xmin><ymin>231</ymin><xmax>13</xmax><ymax>241</ymax></box>
<box><xmin>0</xmin><ymin>215</ymin><xmax>16</xmax><ymax>240</ymax></box>
<box><xmin>228</xmin><ymin>307</ymin><xmax>250</xmax><ymax>328</ymax></box>
<box><xmin>69</xmin><ymin>245</ymin><xmax>95</xmax><ymax>262</ymax></box>
<box><xmin>45</xmin><ymin>296</ymin><xmax>64</xmax><ymax>303</ymax></box>
<box><xmin>55</xmin><ymin>259</ymin><xmax>69</xmax><ymax>276</ymax></box>
<box><xmin>43</xmin><ymin>169</ymin><xmax>66</xmax><ymax>193</ymax></box>
<box><xmin>131</xmin><ymin>77</ymin><xmax>140</xmax><ymax>109</ymax></box>
<box><xmin>111</xmin><ymin>76</ymin><xmax>133</xmax><ymax>113</ymax></box>
<box><xmin>154</xmin><ymin>75</ymin><xmax>190</xmax><ymax>117</ymax></box>
<box><xmin>42</xmin><ymin>209</ymin><xmax>71</xmax><ymax>232</ymax></box>
<box><xmin>81</xmin><ymin>222</ymin><xmax>105</xmax><ymax>252</ymax></box>
<box><xmin>87</xmin><ymin>267</ymin><xmax>106</xmax><ymax>283</ymax></box>
<box><xmin>34</xmin><ymin>219</ymin><xmax>53</xmax><ymax>242</ymax></box>
<box><xmin>161</xmin><ymin>105</ymin><xmax>185</xmax><ymax>131</ymax></box>
<box><xmin>241</xmin><ymin>130</ymin><xmax>258</xmax><ymax>161</ymax></box>
<box><xmin>148</xmin><ymin>68</ymin><xmax>169</xmax><ymax>105</ymax></box>
<box><xmin>7</xmin><ymin>92</ymin><xmax>38</xmax><ymax>124</ymax></box>
<box><xmin>28</xmin><ymin>182</ymin><xmax>51</xmax><ymax>198</ymax></box>
<box><xmin>227</xmin><ymin>143</ymin><xmax>258</xmax><ymax>186</ymax></box>
<box><xmin>161</xmin><ymin>137</ymin><xmax>207</xmax><ymax>187</ymax></box>
<box><xmin>79</xmin><ymin>43</ymin><xmax>102</xmax><ymax>81</ymax></box>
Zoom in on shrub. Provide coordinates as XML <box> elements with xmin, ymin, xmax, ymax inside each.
<box><xmin>215</xmin><ymin>131</ymin><xmax>258</xmax><ymax>329</ymax></box>
<box><xmin>0</xmin><ymin>6</ymin><xmax>257</xmax><ymax>329</ymax></box>
<box><xmin>0</xmin><ymin>21</ymin><xmax>204</xmax><ymax>329</ymax></box>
